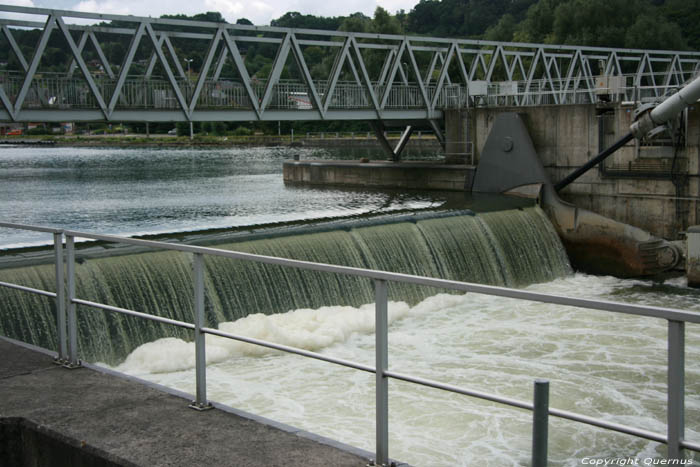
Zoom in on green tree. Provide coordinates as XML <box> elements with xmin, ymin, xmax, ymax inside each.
<box><xmin>661</xmin><ymin>0</ymin><xmax>700</xmax><ymax>49</ymax></box>
<box><xmin>370</xmin><ymin>7</ymin><xmax>403</xmax><ymax>35</ymax></box>
<box><xmin>485</xmin><ymin>14</ymin><xmax>517</xmax><ymax>42</ymax></box>
<box><xmin>339</xmin><ymin>12</ymin><xmax>371</xmax><ymax>33</ymax></box>
<box><xmin>624</xmin><ymin>14</ymin><xmax>686</xmax><ymax>50</ymax></box>
<box><xmin>513</xmin><ymin>0</ymin><xmax>564</xmax><ymax>43</ymax></box>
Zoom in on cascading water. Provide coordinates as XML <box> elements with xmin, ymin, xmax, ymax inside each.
<box><xmin>0</xmin><ymin>206</ymin><xmax>571</xmax><ymax>364</ymax></box>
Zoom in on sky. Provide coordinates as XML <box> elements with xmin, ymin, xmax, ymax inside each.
<box><xmin>2</xmin><ymin>0</ymin><xmax>420</xmax><ymax>26</ymax></box>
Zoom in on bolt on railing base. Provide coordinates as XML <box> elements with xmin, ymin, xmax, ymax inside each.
<box><xmin>54</xmin><ymin>357</ymin><xmax>82</xmax><ymax>369</ymax></box>
<box><xmin>366</xmin><ymin>460</ymin><xmax>397</xmax><ymax>467</ymax></box>
<box><xmin>188</xmin><ymin>401</ymin><xmax>213</xmax><ymax>411</ymax></box>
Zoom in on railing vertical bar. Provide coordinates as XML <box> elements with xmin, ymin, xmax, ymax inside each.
<box><xmin>65</xmin><ymin>234</ymin><xmax>79</xmax><ymax>367</ymax></box>
<box><xmin>52</xmin><ymin>231</ymin><xmax>67</xmax><ymax>361</ymax></box>
<box><xmin>375</xmin><ymin>279</ymin><xmax>389</xmax><ymax>466</ymax></box>
<box><xmin>667</xmin><ymin>320</ymin><xmax>685</xmax><ymax>459</ymax></box>
<box><xmin>532</xmin><ymin>379</ymin><xmax>549</xmax><ymax>467</ymax></box>
<box><xmin>190</xmin><ymin>252</ymin><xmax>212</xmax><ymax>411</ymax></box>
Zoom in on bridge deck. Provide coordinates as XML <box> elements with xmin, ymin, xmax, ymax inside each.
<box><xmin>0</xmin><ymin>337</ymin><xmax>371</xmax><ymax>467</ymax></box>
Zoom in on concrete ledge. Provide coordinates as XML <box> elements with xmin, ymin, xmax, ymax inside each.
<box><xmin>0</xmin><ymin>337</ymin><xmax>375</xmax><ymax>467</ymax></box>
<box><xmin>283</xmin><ymin>159</ymin><xmax>474</xmax><ymax>191</ymax></box>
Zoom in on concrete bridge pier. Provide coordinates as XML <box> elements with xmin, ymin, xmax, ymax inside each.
<box><xmin>444</xmin><ymin>109</ymin><xmax>471</xmax><ymax>165</ymax></box>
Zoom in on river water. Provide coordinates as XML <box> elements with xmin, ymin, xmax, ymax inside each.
<box><xmin>1</xmin><ymin>145</ymin><xmax>699</xmax><ymax>465</ymax></box>
<box><xmin>0</xmin><ymin>144</ymin><xmax>440</xmax><ymax>248</ymax></box>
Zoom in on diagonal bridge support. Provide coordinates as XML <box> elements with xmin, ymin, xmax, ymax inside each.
<box><xmin>0</xmin><ymin>4</ymin><xmax>698</xmax><ymax>126</ymax></box>
<box><xmin>370</xmin><ymin>122</ymin><xmax>414</xmax><ymax>162</ymax></box>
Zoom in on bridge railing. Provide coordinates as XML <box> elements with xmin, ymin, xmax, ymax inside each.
<box><xmin>2</xmin><ymin>69</ymin><xmax>690</xmax><ymax>115</ymax></box>
<box><xmin>0</xmin><ymin>221</ymin><xmax>698</xmax><ymax>465</ymax></box>
<box><xmin>0</xmin><ymin>72</ymin><xmax>468</xmax><ymax>112</ymax></box>
<box><xmin>470</xmin><ymin>71</ymin><xmax>697</xmax><ymax>108</ymax></box>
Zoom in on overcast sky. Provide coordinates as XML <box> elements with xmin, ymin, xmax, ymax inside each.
<box><xmin>4</xmin><ymin>0</ymin><xmax>420</xmax><ymax>26</ymax></box>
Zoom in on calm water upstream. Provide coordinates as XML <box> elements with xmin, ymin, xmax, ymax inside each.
<box><xmin>0</xmin><ymin>144</ymin><xmax>441</xmax><ymax>248</ymax></box>
<box><xmin>0</xmin><ymin>144</ymin><xmax>698</xmax><ymax>465</ymax></box>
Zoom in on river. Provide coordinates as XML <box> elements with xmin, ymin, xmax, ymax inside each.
<box><xmin>0</xmin><ymin>144</ymin><xmax>698</xmax><ymax>466</ymax></box>
<box><xmin>0</xmin><ymin>144</ymin><xmax>440</xmax><ymax>249</ymax></box>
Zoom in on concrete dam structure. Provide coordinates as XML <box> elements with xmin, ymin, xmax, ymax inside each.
<box><xmin>287</xmin><ymin>76</ymin><xmax>700</xmax><ymax>279</ymax></box>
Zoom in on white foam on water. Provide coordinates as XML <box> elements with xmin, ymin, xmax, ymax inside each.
<box><xmin>113</xmin><ymin>301</ymin><xmax>412</xmax><ymax>374</ymax></box>
<box><xmin>104</xmin><ymin>274</ymin><xmax>700</xmax><ymax>466</ymax></box>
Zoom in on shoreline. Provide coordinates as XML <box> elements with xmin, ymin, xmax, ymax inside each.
<box><xmin>0</xmin><ymin>134</ymin><xmax>442</xmax><ymax>149</ymax></box>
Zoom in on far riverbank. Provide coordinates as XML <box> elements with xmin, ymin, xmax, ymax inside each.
<box><xmin>0</xmin><ymin>133</ymin><xmax>442</xmax><ymax>151</ymax></box>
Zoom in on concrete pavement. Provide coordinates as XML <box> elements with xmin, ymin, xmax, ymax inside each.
<box><xmin>0</xmin><ymin>337</ymin><xmax>374</xmax><ymax>466</ymax></box>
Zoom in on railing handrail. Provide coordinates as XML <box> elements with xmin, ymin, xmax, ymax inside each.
<box><xmin>0</xmin><ymin>222</ymin><xmax>697</xmax><ymax>464</ymax></box>
<box><xmin>1</xmin><ymin>69</ymin><xmax>693</xmax><ymax>113</ymax></box>
<box><xmin>0</xmin><ymin>221</ymin><xmax>63</xmax><ymax>234</ymax></box>
<box><xmin>59</xmin><ymin>228</ymin><xmax>700</xmax><ymax>324</ymax></box>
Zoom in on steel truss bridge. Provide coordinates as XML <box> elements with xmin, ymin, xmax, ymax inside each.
<box><xmin>0</xmin><ymin>5</ymin><xmax>699</xmax><ymax>135</ymax></box>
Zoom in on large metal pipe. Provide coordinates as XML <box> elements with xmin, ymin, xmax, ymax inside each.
<box><xmin>631</xmin><ymin>75</ymin><xmax>700</xmax><ymax>138</ymax></box>
<box><xmin>556</xmin><ymin>75</ymin><xmax>700</xmax><ymax>192</ymax></box>
<box><xmin>472</xmin><ymin>113</ymin><xmax>682</xmax><ymax>277</ymax></box>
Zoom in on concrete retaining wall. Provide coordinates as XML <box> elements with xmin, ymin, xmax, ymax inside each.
<box><xmin>283</xmin><ymin>160</ymin><xmax>472</xmax><ymax>191</ymax></box>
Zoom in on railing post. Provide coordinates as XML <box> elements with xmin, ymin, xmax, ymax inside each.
<box><xmin>532</xmin><ymin>379</ymin><xmax>549</xmax><ymax>467</ymax></box>
<box><xmin>190</xmin><ymin>253</ymin><xmax>212</xmax><ymax>411</ymax></box>
<box><xmin>667</xmin><ymin>320</ymin><xmax>685</xmax><ymax>459</ymax></box>
<box><xmin>374</xmin><ymin>279</ymin><xmax>389</xmax><ymax>466</ymax></box>
<box><xmin>52</xmin><ymin>231</ymin><xmax>67</xmax><ymax>363</ymax></box>
<box><xmin>65</xmin><ymin>234</ymin><xmax>80</xmax><ymax>368</ymax></box>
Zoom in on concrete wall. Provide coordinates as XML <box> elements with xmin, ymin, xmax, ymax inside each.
<box><xmin>1</xmin><ymin>418</ymin><xmax>124</xmax><ymax>467</ymax></box>
<box><xmin>284</xmin><ymin>161</ymin><xmax>472</xmax><ymax>191</ymax></box>
<box><xmin>470</xmin><ymin>104</ymin><xmax>700</xmax><ymax>239</ymax></box>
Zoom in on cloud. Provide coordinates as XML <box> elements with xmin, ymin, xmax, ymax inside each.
<box><xmin>73</xmin><ymin>0</ymin><xmax>131</xmax><ymax>16</ymax></box>
<box><xmin>0</xmin><ymin>0</ymin><xmax>40</xmax><ymax>23</ymax></box>
<box><xmin>25</xmin><ymin>0</ymin><xmax>419</xmax><ymax>26</ymax></box>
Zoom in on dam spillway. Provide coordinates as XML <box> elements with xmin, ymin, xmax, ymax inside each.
<box><xmin>0</xmin><ymin>206</ymin><xmax>570</xmax><ymax>364</ymax></box>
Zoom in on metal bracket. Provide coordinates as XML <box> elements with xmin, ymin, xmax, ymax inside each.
<box><xmin>54</xmin><ymin>357</ymin><xmax>82</xmax><ymax>369</ymax></box>
<box><xmin>189</xmin><ymin>401</ymin><xmax>214</xmax><ymax>411</ymax></box>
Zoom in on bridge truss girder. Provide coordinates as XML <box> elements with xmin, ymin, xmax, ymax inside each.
<box><xmin>0</xmin><ymin>4</ymin><xmax>699</xmax><ymax>126</ymax></box>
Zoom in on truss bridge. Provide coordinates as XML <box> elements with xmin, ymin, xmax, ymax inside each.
<box><xmin>0</xmin><ymin>5</ymin><xmax>699</xmax><ymax>157</ymax></box>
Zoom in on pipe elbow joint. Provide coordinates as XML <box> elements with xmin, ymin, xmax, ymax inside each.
<box><xmin>630</xmin><ymin>112</ymin><xmax>656</xmax><ymax>140</ymax></box>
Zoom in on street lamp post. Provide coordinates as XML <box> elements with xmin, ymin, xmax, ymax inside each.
<box><xmin>184</xmin><ymin>58</ymin><xmax>193</xmax><ymax>80</ymax></box>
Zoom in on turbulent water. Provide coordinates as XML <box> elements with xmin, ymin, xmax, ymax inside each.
<box><xmin>111</xmin><ymin>274</ymin><xmax>700</xmax><ymax>467</ymax></box>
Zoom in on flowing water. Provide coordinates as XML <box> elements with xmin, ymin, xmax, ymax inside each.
<box><xmin>111</xmin><ymin>275</ymin><xmax>700</xmax><ymax>467</ymax></box>
<box><xmin>0</xmin><ymin>145</ymin><xmax>698</xmax><ymax>465</ymax></box>
<box><xmin>0</xmin><ymin>205</ymin><xmax>569</xmax><ymax>363</ymax></box>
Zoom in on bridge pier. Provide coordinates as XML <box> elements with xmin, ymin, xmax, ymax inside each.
<box><xmin>444</xmin><ymin>109</ymin><xmax>471</xmax><ymax>165</ymax></box>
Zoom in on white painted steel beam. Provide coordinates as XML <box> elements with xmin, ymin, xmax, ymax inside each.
<box><xmin>0</xmin><ymin>4</ymin><xmax>698</xmax><ymax>124</ymax></box>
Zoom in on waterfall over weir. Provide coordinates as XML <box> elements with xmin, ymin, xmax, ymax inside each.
<box><xmin>0</xmin><ymin>206</ymin><xmax>570</xmax><ymax>364</ymax></box>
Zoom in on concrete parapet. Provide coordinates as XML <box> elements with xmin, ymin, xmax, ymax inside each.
<box><xmin>688</xmin><ymin>226</ymin><xmax>700</xmax><ymax>288</ymax></box>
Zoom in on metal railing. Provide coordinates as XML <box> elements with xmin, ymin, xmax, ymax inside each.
<box><xmin>1</xmin><ymin>220</ymin><xmax>699</xmax><ymax>465</ymax></box>
<box><xmin>1</xmin><ymin>70</ymin><xmax>692</xmax><ymax>116</ymax></box>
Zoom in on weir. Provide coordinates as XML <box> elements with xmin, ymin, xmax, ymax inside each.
<box><xmin>0</xmin><ymin>206</ymin><xmax>570</xmax><ymax>364</ymax></box>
